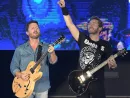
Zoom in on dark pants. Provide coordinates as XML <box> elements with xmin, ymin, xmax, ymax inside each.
<box><xmin>77</xmin><ymin>80</ymin><xmax>106</xmax><ymax>98</ymax></box>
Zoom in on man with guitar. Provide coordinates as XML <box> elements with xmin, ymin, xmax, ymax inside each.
<box><xmin>58</xmin><ymin>0</ymin><xmax>117</xmax><ymax>98</ymax></box>
<box><xmin>10</xmin><ymin>20</ymin><xmax>58</xmax><ymax>98</ymax></box>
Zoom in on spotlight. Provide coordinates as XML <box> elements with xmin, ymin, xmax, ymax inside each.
<box><xmin>33</xmin><ymin>0</ymin><xmax>42</xmax><ymax>4</ymax></box>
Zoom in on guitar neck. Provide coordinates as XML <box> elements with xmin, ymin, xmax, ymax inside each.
<box><xmin>33</xmin><ymin>42</ymin><xmax>56</xmax><ymax>68</ymax></box>
<box><xmin>33</xmin><ymin>51</ymin><xmax>48</xmax><ymax>69</ymax></box>
<box><xmin>30</xmin><ymin>35</ymin><xmax>65</xmax><ymax>73</ymax></box>
<box><xmin>90</xmin><ymin>53</ymin><xmax>118</xmax><ymax>75</ymax></box>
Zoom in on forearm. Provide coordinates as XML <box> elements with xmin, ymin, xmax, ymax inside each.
<box><xmin>63</xmin><ymin>13</ymin><xmax>73</xmax><ymax>27</ymax></box>
<box><xmin>49</xmin><ymin>51</ymin><xmax>58</xmax><ymax>64</ymax></box>
<box><xmin>62</xmin><ymin>7</ymin><xmax>79</xmax><ymax>41</ymax></box>
<box><xmin>10</xmin><ymin>48</ymin><xmax>21</xmax><ymax>76</ymax></box>
<box><xmin>10</xmin><ymin>63</ymin><xmax>20</xmax><ymax>76</ymax></box>
<box><xmin>10</xmin><ymin>65</ymin><xmax>20</xmax><ymax>76</ymax></box>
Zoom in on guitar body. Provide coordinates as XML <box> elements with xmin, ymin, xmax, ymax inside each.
<box><xmin>12</xmin><ymin>61</ymin><xmax>43</xmax><ymax>98</ymax></box>
<box><xmin>68</xmin><ymin>49</ymin><xmax>127</xmax><ymax>96</ymax></box>
<box><xmin>68</xmin><ymin>69</ymin><xmax>96</xmax><ymax>96</ymax></box>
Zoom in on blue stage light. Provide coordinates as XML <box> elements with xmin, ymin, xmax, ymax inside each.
<box><xmin>33</xmin><ymin>0</ymin><xmax>42</xmax><ymax>4</ymax></box>
<box><xmin>128</xmin><ymin>1</ymin><xmax>130</xmax><ymax>28</ymax></box>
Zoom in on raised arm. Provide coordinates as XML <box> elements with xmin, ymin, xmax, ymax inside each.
<box><xmin>58</xmin><ymin>0</ymin><xmax>79</xmax><ymax>41</ymax></box>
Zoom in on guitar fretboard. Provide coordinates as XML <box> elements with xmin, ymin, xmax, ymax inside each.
<box><xmin>30</xmin><ymin>35</ymin><xmax>65</xmax><ymax>73</ymax></box>
<box><xmin>90</xmin><ymin>53</ymin><xmax>118</xmax><ymax>74</ymax></box>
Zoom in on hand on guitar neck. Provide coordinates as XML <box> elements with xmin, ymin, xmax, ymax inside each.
<box><xmin>107</xmin><ymin>55</ymin><xmax>117</xmax><ymax>69</ymax></box>
<box><xmin>15</xmin><ymin>71</ymin><xmax>30</xmax><ymax>81</ymax></box>
<box><xmin>48</xmin><ymin>45</ymin><xmax>54</xmax><ymax>53</ymax></box>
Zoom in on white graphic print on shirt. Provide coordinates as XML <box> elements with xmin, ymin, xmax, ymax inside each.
<box><xmin>79</xmin><ymin>39</ymin><xmax>102</xmax><ymax>70</ymax></box>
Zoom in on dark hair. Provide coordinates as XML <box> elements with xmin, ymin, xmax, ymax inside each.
<box><xmin>88</xmin><ymin>16</ymin><xmax>103</xmax><ymax>28</ymax></box>
<box><xmin>26</xmin><ymin>20</ymin><xmax>39</xmax><ymax>31</ymax></box>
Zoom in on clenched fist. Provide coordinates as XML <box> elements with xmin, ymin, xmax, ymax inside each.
<box><xmin>57</xmin><ymin>0</ymin><xmax>65</xmax><ymax>8</ymax></box>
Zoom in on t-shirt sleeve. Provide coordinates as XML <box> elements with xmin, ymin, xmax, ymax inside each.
<box><xmin>76</xmin><ymin>32</ymin><xmax>86</xmax><ymax>48</ymax></box>
<box><xmin>105</xmin><ymin>41</ymin><xmax>113</xmax><ymax>58</ymax></box>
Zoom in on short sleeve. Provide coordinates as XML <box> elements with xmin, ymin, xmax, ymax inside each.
<box><xmin>77</xmin><ymin>32</ymin><xmax>86</xmax><ymax>48</ymax></box>
<box><xmin>105</xmin><ymin>41</ymin><xmax>113</xmax><ymax>58</ymax></box>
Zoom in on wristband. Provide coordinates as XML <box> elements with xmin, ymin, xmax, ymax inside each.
<box><xmin>61</xmin><ymin>7</ymin><xmax>69</xmax><ymax>15</ymax></box>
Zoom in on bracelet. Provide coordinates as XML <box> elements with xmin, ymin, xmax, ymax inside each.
<box><xmin>61</xmin><ymin>7</ymin><xmax>69</xmax><ymax>15</ymax></box>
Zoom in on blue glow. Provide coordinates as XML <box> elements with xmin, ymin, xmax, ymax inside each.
<box><xmin>0</xmin><ymin>0</ymin><xmax>130</xmax><ymax>50</ymax></box>
<box><xmin>33</xmin><ymin>0</ymin><xmax>42</xmax><ymax>4</ymax></box>
<box><xmin>128</xmin><ymin>2</ymin><xmax>130</xmax><ymax>28</ymax></box>
<box><xmin>22</xmin><ymin>0</ymin><xmax>61</xmax><ymax>25</ymax></box>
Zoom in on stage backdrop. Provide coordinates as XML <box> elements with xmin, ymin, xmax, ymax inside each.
<box><xmin>0</xmin><ymin>0</ymin><xmax>130</xmax><ymax>50</ymax></box>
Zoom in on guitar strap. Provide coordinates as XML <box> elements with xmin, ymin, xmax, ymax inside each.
<box><xmin>36</xmin><ymin>43</ymin><xmax>43</xmax><ymax>62</ymax></box>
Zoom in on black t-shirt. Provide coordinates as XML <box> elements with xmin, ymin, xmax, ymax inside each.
<box><xmin>77</xmin><ymin>32</ymin><xmax>112</xmax><ymax>80</ymax></box>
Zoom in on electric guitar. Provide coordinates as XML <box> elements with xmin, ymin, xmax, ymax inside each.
<box><xmin>12</xmin><ymin>35</ymin><xmax>65</xmax><ymax>98</ymax></box>
<box><xmin>68</xmin><ymin>49</ymin><xmax>127</xmax><ymax>96</ymax></box>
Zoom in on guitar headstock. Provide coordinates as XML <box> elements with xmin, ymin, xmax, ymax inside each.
<box><xmin>52</xmin><ymin>35</ymin><xmax>65</xmax><ymax>46</ymax></box>
<box><xmin>117</xmin><ymin>49</ymin><xmax>128</xmax><ymax>57</ymax></box>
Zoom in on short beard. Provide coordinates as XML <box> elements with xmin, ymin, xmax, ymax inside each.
<box><xmin>30</xmin><ymin>33</ymin><xmax>40</xmax><ymax>39</ymax></box>
<box><xmin>88</xmin><ymin>28</ymin><xmax>99</xmax><ymax>35</ymax></box>
<box><xmin>89</xmin><ymin>30</ymin><xmax>99</xmax><ymax>35</ymax></box>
